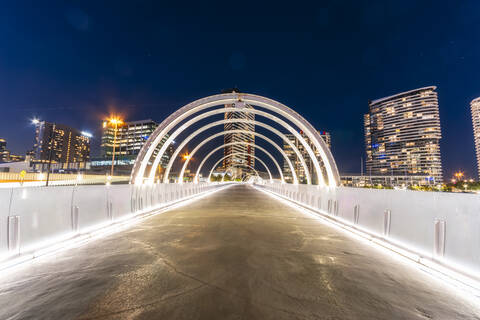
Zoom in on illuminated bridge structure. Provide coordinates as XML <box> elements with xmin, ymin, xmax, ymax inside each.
<box><xmin>131</xmin><ymin>92</ymin><xmax>340</xmax><ymax>186</ymax></box>
<box><xmin>0</xmin><ymin>93</ymin><xmax>480</xmax><ymax>318</ymax></box>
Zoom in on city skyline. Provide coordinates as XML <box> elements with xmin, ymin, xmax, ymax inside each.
<box><xmin>2</xmin><ymin>85</ymin><xmax>479</xmax><ymax>180</ymax></box>
<box><xmin>1</xmin><ymin>2</ymin><xmax>480</xmax><ymax>179</ymax></box>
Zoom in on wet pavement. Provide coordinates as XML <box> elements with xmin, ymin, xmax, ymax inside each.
<box><xmin>0</xmin><ymin>184</ymin><xmax>479</xmax><ymax>320</ymax></box>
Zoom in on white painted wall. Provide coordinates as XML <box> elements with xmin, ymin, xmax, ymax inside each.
<box><xmin>259</xmin><ymin>182</ymin><xmax>480</xmax><ymax>279</ymax></box>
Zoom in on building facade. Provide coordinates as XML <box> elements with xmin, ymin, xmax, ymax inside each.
<box><xmin>222</xmin><ymin>89</ymin><xmax>255</xmax><ymax>179</ymax></box>
<box><xmin>0</xmin><ymin>139</ymin><xmax>8</xmax><ymax>162</ymax></box>
<box><xmin>471</xmin><ymin>97</ymin><xmax>480</xmax><ymax>179</ymax></box>
<box><xmin>33</xmin><ymin>121</ymin><xmax>90</xmax><ymax>170</ymax></box>
<box><xmin>100</xmin><ymin>119</ymin><xmax>172</xmax><ymax>176</ymax></box>
<box><xmin>364</xmin><ymin>86</ymin><xmax>443</xmax><ymax>183</ymax></box>
<box><xmin>341</xmin><ymin>174</ymin><xmax>439</xmax><ymax>188</ymax></box>
<box><xmin>283</xmin><ymin>131</ymin><xmax>331</xmax><ymax>184</ymax></box>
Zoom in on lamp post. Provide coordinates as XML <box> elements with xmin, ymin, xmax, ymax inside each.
<box><xmin>105</xmin><ymin>118</ymin><xmax>123</xmax><ymax>178</ymax></box>
<box><xmin>45</xmin><ymin>123</ymin><xmax>56</xmax><ymax>186</ymax></box>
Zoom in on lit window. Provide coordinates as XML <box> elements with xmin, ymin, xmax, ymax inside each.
<box><xmin>404</xmin><ymin>112</ymin><xmax>413</xmax><ymax>119</ymax></box>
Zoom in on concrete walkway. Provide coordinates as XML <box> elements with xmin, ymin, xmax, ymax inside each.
<box><xmin>0</xmin><ymin>184</ymin><xmax>479</xmax><ymax>319</ymax></box>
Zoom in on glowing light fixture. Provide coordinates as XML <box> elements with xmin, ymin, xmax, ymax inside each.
<box><xmin>81</xmin><ymin>131</ymin><xmax>93</xmax><ymax>138</ymax></box>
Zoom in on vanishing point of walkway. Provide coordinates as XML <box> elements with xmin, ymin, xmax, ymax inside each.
<box><xmin>0</xmin><ymin>185</ymin><xmax>479</xmax><ymax>319</ymax></box>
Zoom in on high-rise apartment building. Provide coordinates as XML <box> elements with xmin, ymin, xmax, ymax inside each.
<box><xmin>0</xmin><ymin>139</ymin><xmax>8</xmax><ymax>162</ymax></box>
<box><xmin>283</xmin><ymin>131</ymin><xmax>331</xmax><ymax>184</ymax></box>
<box><xmin>100</xmin><ymin>119</ymin><xmax>172</xmax><ymax>175</ymax></box>
<box><xmin>471</xmin><ymin>97</ymin><xmax>480</xmax><ymax>179</ymax></box>
<box><xmin>222</xmin><ymin>88</ymin><xmax>255</xmax><ymax>179</ymax></box>
<box><xmin>33</xmin><ymin>121</ymin><xmax>90</xmax><ymax>169</ymax></box>
<box><xmin>364</xmin><ymin>86</ymin><xmax>443</xmax><ymax>183</ymax></box>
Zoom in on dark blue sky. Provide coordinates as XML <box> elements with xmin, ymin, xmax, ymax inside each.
<box><xmin>1</xmin><ymin>1</ymin><xmax>479</xmax><ymax>178</ymax></box>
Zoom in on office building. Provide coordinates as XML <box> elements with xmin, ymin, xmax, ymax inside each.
<box><xmin>283</xmin><ymin>130</ymin><xmax>331</xmax><ymax>184</ymax></box>
<box><xmin>222</xmin><ymin>88</ymin><xmax>255</xmax><ymax>179</ymax></box>
<box><xmin>364</xmin><ymin>86</ymin><xmax>443</xmax><ymax>183</ymax></box>
<box><xmin>33</xmin><ymin>121</ymin><xmax>90</xmax><ymax>170</ymax></box>
<box><xmin>471</xmin><ymin>97</ymin><xmax>480</xmax><ymax>179</ymax></box>
<box><xmin>100</xmin><ymin>119</ymin><xmax>173</xmax><ymax>176</ymax></box>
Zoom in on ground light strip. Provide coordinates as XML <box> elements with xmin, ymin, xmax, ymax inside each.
<box><xmin>253</xmin><ymin>185</ymin><xmax>480</xmax><ymax>302</ymax></box>
<box><xmin>0</xmin><ymin>183</ymin><xmax>234</xmax><ymax>273</ymax></box>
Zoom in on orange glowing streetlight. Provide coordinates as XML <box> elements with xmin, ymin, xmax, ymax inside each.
<box><xmin>104</xmin><ymin>117</ymin><xmax>124</xmax><ymax>177</ymax></box>
<box><xmin>454</xmin><ymin>171</ymin><xmax>464</xmax><ymax>181</ymax></box>
<box><xmin>182</xmin><ymin>153</ymin><xmax>192</xmax><ymax>161</ymax></box>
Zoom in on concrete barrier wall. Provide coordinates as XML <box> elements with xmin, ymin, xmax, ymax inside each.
<box><xmin>10</xmin><ymin>187</ymin><xmax>74</xmax><ymax>250</ymax></box>
<box><xmin>259</xmin><ymin>182</ymin><xmax>480</xmax><ymax>277</ymax></box>
<box><xmin>0</xmin><ymin>189</ymin><xmax>12</xmax><ymax>253</ymax></box>
<box><xmin>0</xmin><ymin>182</ymin><xmax>223</xmax><ymax>260</ymax></box>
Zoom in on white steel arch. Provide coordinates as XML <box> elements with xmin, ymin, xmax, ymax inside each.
<box><xmin>209</xmin><ymin>157</ymin><xmax>261</xmax><ymax>183</ymax></box>
<box><xmin>200</xmin><ymin>152</ymin><xmax>270</xmax><ymax>183</ymax></box>
<box><xmin>164</xmin><ymin>119</ymin><xmax>310</xmax><ymax>184</ymax></box>
<box><xmin>242</xmin><ymin>165</ymin><xmax>260</xmax><ymax>182</ymax></box>
<box><xmin>148</xmin><ymin>112</ymin><xmax>314</xmax><ymax>185</ymax></box>
<box><xmin>142</xmin><ymin>108</ymin><xmax>317</xmax><ymax>185</ymax></box>
<box><xmin>169</xmin><ymin>128</ymin><xmax>298</xmax><ymax>184</ymax></box>
<box><xmin>194</xmin><ymin>144</ymin><xmax>279</xmax><ymax>183</ymax></box>
<box><xmin>221</xmin><ymin>167</ymin><xmax>235</xmax><ymax>182</ymax></box>
<box><xmin>131</xmin><ymin>93</ymin><xmax>340</xmax><ymax>186</ymax></box>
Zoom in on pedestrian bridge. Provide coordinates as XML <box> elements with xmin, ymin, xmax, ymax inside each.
<box><xmin>0</xmin><ymin>93</ymin><xmax>480</xmax><ymax>319</ymax></box>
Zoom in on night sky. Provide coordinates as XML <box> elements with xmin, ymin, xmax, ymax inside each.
<box><xmin>1</xmin><ymin>1</ymin><xmax>479</xmax><ymax>178</ymax></box>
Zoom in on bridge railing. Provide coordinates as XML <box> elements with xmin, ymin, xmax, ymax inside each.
<box><xmin>0</xmin><ymin>182</ymin><xmax>227</xmax><ymax>265</ymax></box>
<box><xmin>257</xmin><ymin>181</ymin><xmax>480</xmax><ymax>285</ymax></box>
<box><xmin>0</xmin><ymin>172</ymin><xmax>129</xmax><ymax>186</ymax></box>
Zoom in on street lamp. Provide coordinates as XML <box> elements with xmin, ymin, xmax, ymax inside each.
<box><xmin>105</xmin><ymin>117</ymin><xmax>123</xmax><ymax>177</ymax></box>
<box><xmin>454</xmin><ymin>171</ymin><xmax>464</xmax><ymax>181</ymax></box>
<box><xmin>45</xmin><ymin>123</ymin><xmax>56</xmax><ymax>186</ymax></box>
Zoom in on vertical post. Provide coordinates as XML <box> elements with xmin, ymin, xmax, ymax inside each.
<box><xmin>71</xmin><ymin>206</ymin><xmax>79</xmax><ymax>232</ymax></box>
<box><xmin>7</xmin><ymin>215</ymin><xmax>20</xmax><ymax>253</ymax></box>
<box><xmin>46</xmin><ymin>123</ymin><xmax>56</xmax><ymax>187</ymax></box>
<box><xmin>354</xmin><ymin>205</ymin><xmax>360</xmax><ymax>224</ymax></box>
<box><xmin>434</xmin><ymin>219</ymin><xmax>446</xmax><ymax>257</ymax></box>
<box><xmin>383</xmin><ymin>209</ymin><xmax>391</xmax><ymax>236</ymax></box>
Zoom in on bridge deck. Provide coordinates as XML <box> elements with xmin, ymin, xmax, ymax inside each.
<box><xmin>0</xmin><ymin>185</ymin><xmax>479</xmax><ymax>319</ymax></box>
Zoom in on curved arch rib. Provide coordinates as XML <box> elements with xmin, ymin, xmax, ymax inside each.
<box><xmin>163</xmin><ymin>119</ymin><xmax>309</xmax><ymax>184</ymax></box>
<box><xmin>241</xmin><ymin>95</ymin><xmax>338</xmax><ymax>186</ymax></box>
<box><xmin>209</xmin><ymin>156</ymin><xmax>261</xmax><ymax>183</ymax></box>
<box><xmin>194</xmin><ymin>142</ymin><xmax>282</xmax><ymax>183</ymax></box>
<box><xmin>221</xmin><ymin>167</ymin><xmax>234</xmax><ymax>182</ymax></box>
<box><xmin>131</xmin><ymin>93</ymin><xmax>339</xmax><ymax>186</ymax></box>
<box><xmin>168</xmin><ymin>128</ymin><xmax>298</xmax><ymax>184</ymax></box>
<box><xmin>195</xmin><ymin>149</ymin><xmax>274</xmax><ymax>183</ymax></box>
<box><xmin>240</xmin><ymin>165</ymin><xmax>259</xmax><ymax>182</ymax></box>
<box><xmin>145</xmin><ymin>108</ymin><xmax>316</xmax><ymax>186</ymax></box>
